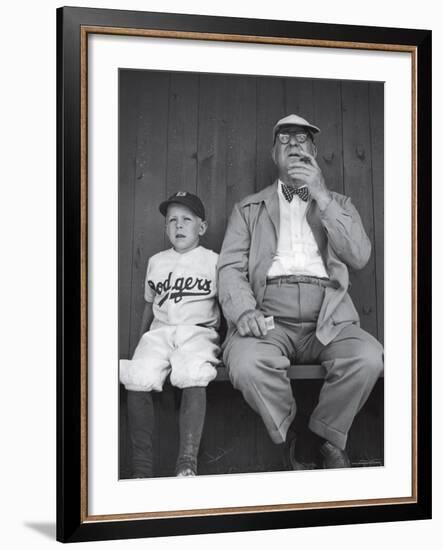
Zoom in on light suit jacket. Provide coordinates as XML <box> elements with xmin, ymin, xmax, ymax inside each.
<box><xmin>217</xmin><ymin>181</ymin><xmax>371</xmax><ymax>346</ymax></box>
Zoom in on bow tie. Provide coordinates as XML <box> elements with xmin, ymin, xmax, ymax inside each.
<box><xmin>281</xmin><ymin>183</ymin><xmax>310</xmax><ymax>203</ymax></box>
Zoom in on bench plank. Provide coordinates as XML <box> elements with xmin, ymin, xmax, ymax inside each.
<box><xmin>215</xmin><ymin>363</ymin><xmax>383</xmax><ymax>382</ymax></box>
<box><xmin>215</xmin><ymin>364</ymin><xmax>326</xmax><ymax>382</ymax></box>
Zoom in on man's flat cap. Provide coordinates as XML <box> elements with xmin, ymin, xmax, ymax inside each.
<box><xmin>273</xmin><ymin>114</ymin><xmax>321</xmax><ymax>141</ymax></box>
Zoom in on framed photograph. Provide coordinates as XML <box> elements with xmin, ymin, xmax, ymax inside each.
<box><xmin>57</xmin><ymin>6</ymin><xmax>431</xmax><ymax>543</ymax></box>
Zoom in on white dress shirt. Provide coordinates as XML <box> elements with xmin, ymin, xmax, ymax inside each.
<box><xmin>267</xmin><ymin>180</ymin><xmax>329</xmax><ymax>279</ymax></box>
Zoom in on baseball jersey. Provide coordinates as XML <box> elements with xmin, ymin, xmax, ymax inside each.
<box><xmin>144</xmin><ymin>246</ymin><xmax>220</xmax><ymax>329</ymax></box>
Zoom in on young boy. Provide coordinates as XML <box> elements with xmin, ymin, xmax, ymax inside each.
<box><xmin>120</xmin><ymin>192</ymin><xmax>220</xmax><ymax>478</ymax></box>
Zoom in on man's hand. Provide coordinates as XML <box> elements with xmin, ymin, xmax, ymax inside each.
<box><xmin>236</xmin><ymin>309</ymin><xmax>268</xmax><ymax>338</ymax></box>
<box><xmin>287</xmin><ymin>152</ymin><xmax>332</xmax><ymax>210</ymax></box>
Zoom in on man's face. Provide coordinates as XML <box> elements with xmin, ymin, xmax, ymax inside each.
<box><xmin>272</xmin><ymin>125</ymin><xmax>317</xmax><ymax>184</ymax></box>
<box><xmin>165</xmin><ymin>203</ymin><xmax>207</xmax><ymax>254</ymax></box>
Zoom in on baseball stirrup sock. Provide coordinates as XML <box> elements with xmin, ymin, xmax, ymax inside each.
<box><xmin>127</xmin><ymin>391</ymin><xmax>154</xmax><ymax>477</ymax></box>
<box><xmin>176</xmin><ymin>387</ymin><xmax>206</xmax><ymax>476</ymax></box>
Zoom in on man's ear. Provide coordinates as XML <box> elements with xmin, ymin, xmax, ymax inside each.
<box><xmin>199</xmin><ymin>220</ymin><xmax>208</xmax><ymax>236</ymax></box>
<box><xmin>312</xmin><ymin>143</ymin><xmax>318</xmax><ymax>158</ymax></box>
<box><xmin>271</xmin><ymin>144</ymin><xmax>277</xmax><ymax>165</ymax></box>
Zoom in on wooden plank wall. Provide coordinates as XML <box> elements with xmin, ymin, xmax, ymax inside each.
<box><xmin>118</xmin><ymin>70</ymin><xmax>384</xmax><ymax>477</ymax></box>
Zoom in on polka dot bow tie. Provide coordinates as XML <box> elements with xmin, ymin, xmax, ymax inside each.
<box><xmin>281</xmin><ymin>183</ymin><xmax>310</xmax><ymax>203</ymax></box>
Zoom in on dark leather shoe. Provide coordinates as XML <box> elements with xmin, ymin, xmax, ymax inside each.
<box><xmin>320</xmin><ymin>441</ymin><xmax>351</xmax><ymax>469</ymax></box>
<box><xmin>284</xmin><ymin>433</ymin><xmax>307</xmax><ymax>471</ymax></box>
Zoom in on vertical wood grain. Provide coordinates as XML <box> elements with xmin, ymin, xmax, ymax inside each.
<box><xmin>129</xmin><ymin>71</ymin><xmax>170</xmax><ymax>355</ymax></box>
<box><xmin>256</xmin><ymin>76</ymin><xmax>285</xmax><ymax>191</ymax></box>
<box><xmin>284</xmin><ymin>77</ymin><xmax>315</xmax><ymax>122</ymax></box>
<box><xmin>118</xmin><ymin>71</ymin><xmax>138</xmax><ymax>360</ymax></box>
<box><xmin>224</xmin><ymin>76</ymin><xmax>258</xmax><ymax>223</ymax></box>
<box><xmin>166</xmin><ymin>73</ymin><xmax>199</xmax><ymax>198</ymax></box>
<box><xmin>369</xmin><ymin>82</ymin><xmax>385</xmax><ymax>344</ymax></box>
<box><xmin>197</xmin><ymin>74</ymin><xmax>229</xmax><ymax>253</ymax></box>
<box><xmin>341</xmin><ymin>81</ymin><xmax>378</xmax><ymax>338</ymax></box>
<box><xmin>198</xmin><ymin>74</ymin><xmax>257</xmax><ymax>251</ymax></box>
<box><xmin>312</xmin><ymin>79</ymin><xmax>345</xmax><ymax>194</ymax></box>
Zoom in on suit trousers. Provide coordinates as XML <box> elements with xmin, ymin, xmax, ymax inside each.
<box><xmin>223</xmin><ymin>283</ymin><xmax>384</xmax><ymax>450</ymax></box>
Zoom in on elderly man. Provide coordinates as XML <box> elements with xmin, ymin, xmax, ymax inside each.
<box><xmin>217</xmin><ymin>114</ymin><xmax>384</xmax><ymax>469</ymax></box>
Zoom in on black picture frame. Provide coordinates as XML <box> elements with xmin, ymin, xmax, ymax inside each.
<box><xmin>57</xmin><ymin>6</ymin><xmax>432</xmax><ymax>543</ymax></box>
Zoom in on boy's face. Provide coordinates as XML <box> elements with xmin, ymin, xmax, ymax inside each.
<box><xmin>165</xmin><ymin>203</ymin><xmax>207</xmax><ymax>254</ymax></box>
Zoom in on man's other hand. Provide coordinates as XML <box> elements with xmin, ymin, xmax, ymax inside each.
<box><xmin>237</xmin><ymin>309</ymin><xmax>268</xmax><ymax>338</ymax></box>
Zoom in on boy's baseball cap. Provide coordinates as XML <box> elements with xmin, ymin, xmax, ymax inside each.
<box><xmin>159</xmin><ymin>191</ymin><xmax>206</xmax><ymax>220</ymax></box>
<box><xmin>273</xmin><ymin>114</ymin><xmax>321</xmax><ymax>141</ymax></box>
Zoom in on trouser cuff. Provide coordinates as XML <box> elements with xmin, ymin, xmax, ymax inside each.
<box><xmin>309</xmin><ymin>417</ymin><xmax>347</xmax><ymax>450</ymax></box>
<box><xmin>267</xmin><ymin>405</ymin><xmax>296</xmax><ymax>444</ymax></box>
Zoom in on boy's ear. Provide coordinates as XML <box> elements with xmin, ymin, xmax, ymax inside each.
<box><xmin>199</xmin><ymin>220</ymin><xmax>208</xmax><ymax>236</ymax></box>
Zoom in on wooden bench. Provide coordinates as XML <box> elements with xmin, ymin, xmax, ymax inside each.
<box><xmin>215</xmin><ymin>363</ymin><xmax>326</xmax><ymax>381</ymax></box>
<box><xmin>215</xmin><ymin>363</ymin><xmax>383</xmax><ymax>381</ymax></box>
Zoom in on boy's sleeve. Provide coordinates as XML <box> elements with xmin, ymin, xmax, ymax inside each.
<box><xmin>144</xmin><ymin>258</ymin><xmax>155</xmax><ymax>303</ymax></box>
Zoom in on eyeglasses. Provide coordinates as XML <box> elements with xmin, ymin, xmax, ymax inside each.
<box><xmin>277</xmin><ymin>132</ymin><xmax>310</xmax><ymax>145</ymax></box>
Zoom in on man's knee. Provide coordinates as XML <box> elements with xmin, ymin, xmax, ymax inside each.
<box><xmin>223</xmin><ymin>336</ymin><xmax>260</xmax><ymax>388</ymax></box>
<box><xmin>224</xmin><ymin>334</ymin><xmax>291</xmax><ymax>391</ymax></box>
<box><xmin>356</xmin><ymin>339</ymin><xmax>384</xmax><ymax>381</ymax></box>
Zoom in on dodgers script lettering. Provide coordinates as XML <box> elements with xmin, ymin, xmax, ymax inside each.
<box><xmin>148</xmin><ymin>273</ymin><xmax>212</xmax><ymax>306</ymax></box>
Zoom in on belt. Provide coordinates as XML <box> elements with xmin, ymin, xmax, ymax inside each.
<box><xmin>266</xmin><ymin>275</ymin><xmax>338</xmax><ymax>289</ymax></box>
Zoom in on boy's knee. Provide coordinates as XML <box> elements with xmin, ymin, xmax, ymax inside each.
<box><xmin>170</xmin><ymin>361</ymin><xmax>217</xmax><ymax>389</ymax></box>
<box><xmin>119</xmin><ymin>359</ymin><xmax>166</xmax><ymax>392</ymax></box>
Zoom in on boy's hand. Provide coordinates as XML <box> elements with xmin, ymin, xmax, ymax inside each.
<box><xmin>237</xmin><ymin>309</ymin><xmax>268</xmax><ymax>338</ymax></box>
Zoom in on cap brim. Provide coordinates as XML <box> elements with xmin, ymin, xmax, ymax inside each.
<box><xmin>158</xmin><ymin>197</ymin><xmax>205</xmax><ymax>219</ymax></box>
<box><xmin>274</xmin><ymin>123</ymin><xmax>320</xmax><ymax>139</ymax></box>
